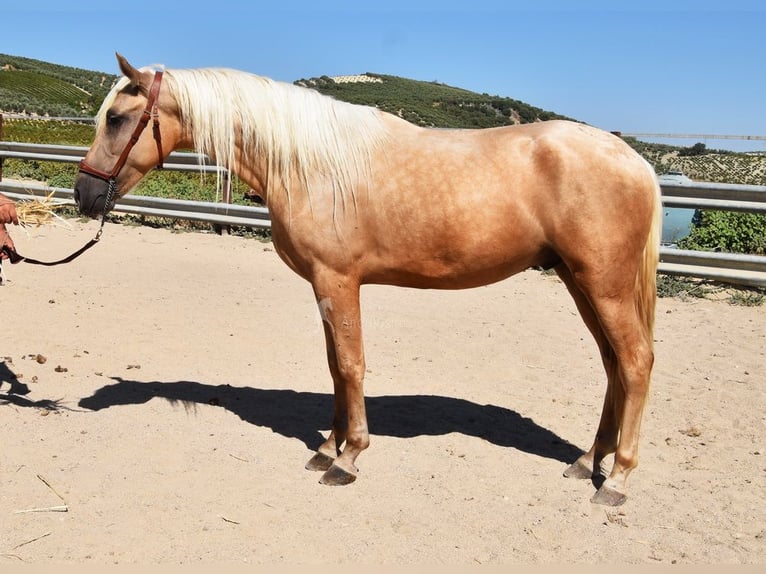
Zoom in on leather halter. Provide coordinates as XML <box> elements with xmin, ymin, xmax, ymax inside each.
<box><xmin>78</xmin><ymin>70</ymin><xmax>165</xmax><ymax>186</ymax></box>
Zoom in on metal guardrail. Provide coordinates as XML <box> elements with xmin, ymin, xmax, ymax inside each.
<box><xmin>660</xmin><ymin>181</ymin><xmax>766</xmax><ymax>214</ymax></box>
<box><xmin>658</xmin><ymin>180</ymin><xmax>766</xmax><ymax>286</ymax></box>
<box><xmin>659</xmin><ymin>248</ymin><xmax>766</xmax><ymax>288</ymax></box>
<box><xmin>0</xmin><ymin>182</ymin><xmax>270</xmax><ymax>230</ymax></box>
<box><xmin>0</xmin><ymin>141</ymin><xmax>226</xmax><ymax>174</ymax></box>
<box><xmin>1</xmin><ymin>141</ymin><xmax>764</xmax><ymax>287</ymax></box>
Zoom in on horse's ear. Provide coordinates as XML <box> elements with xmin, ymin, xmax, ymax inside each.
<box><xmin>115</xmin><ymin>52</ymin><xmax>142</xmax><ymax>88</ymax></box>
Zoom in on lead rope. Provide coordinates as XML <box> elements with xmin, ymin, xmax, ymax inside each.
<box><xmin>0</xmin><ymin>180</ymin><xmax>116</xmax><ymax>268</ymax></box>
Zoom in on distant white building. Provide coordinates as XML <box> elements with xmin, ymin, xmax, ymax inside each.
<box><xmin>329</xmin><ymin>74</ymin><xmax>383</xmax><ymax>84</ymax></box>
<box><xmin>658</xmin><ymin>170</ymin><xmax>693</xmax><ymax>185</ymax></box>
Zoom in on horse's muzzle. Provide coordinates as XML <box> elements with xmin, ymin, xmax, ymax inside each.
<box><xmin>73</xmin><ymin>174</ymin><xmax>108</xmax><ymax>218</ymax></box>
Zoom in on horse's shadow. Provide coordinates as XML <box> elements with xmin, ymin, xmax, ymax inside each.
<box><xmin>78</xmin><ymin>377</ymin><xmax>583</xmax><ymax>464</ymax></box>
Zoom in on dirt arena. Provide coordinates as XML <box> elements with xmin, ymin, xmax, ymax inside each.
<box><xmin>1</xmin><ymin>220</ymin><xmax>764</xmax><ymax>564</ymax></box>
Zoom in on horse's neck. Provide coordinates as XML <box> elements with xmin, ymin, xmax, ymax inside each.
<box><xmin>228</xmin><ymin>144</ymin><xmax>270</xmax><ymax>200</ymax></box>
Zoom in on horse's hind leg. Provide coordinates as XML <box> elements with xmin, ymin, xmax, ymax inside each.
<box><xmin>589</xmin><ymin>293</ymin><xmax>653</xmax><ymax>506</ymax></box>
<box><xmin>557</xmin><ymin>264</ymin><xmax>654</xmax><ymax>506</ymax></box>
<box><xmin>304</xmin><ymin>274</ymin><xmax>370</xmax><ymax>485</ymax></box>
<box><xmin>556</xmin><ymin>264</ymin><xmax>623</xmax><ymax>482</ymax></box>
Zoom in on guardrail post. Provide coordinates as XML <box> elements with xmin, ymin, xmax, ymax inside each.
<box><xmin>218</xmin><ymin>167</ymin><xmax>232</xmax><ymax>235</ymax></box>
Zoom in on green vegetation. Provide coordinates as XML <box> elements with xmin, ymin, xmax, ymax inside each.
<box><xmin>678</xmin><ymin>211</ymin><xmax>766</xmax><ymax>255</ymax></box>
<box><xmin>655</xmin><ymin>273</ymin><xmax>764</xmax><ymax>306</ymax></box>
<box><xmin>1</xmin><ymin>116</ymin><xmax>95</xmax><ymax>145</ymax></box>
<box><xmin>656</xmin><ymin>274</ymin><xmax>711</xmax><ymax>299</ymax></box>
<box><xmin>296</xmin><ymin>73</ymin><xmax>572</xmax><ymax>128</ymax></box>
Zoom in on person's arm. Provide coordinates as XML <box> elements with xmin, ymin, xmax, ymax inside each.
<box><xmin>0</xmin><ymin>224</ymin><xmax>15</xmax><ymax>260</ymax></box>
<box><xmin>0</xmin><ymin>195</ymin><xmax>17</xmax><ymax>260</ymax></box>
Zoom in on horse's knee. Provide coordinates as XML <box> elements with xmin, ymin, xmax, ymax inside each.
<box><xmin>336</xmin><ymin>356</ymin><xmax>366</xmax><ymax>384</ymax></box>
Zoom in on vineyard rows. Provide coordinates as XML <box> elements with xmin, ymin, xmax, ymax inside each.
<box><xmin>643</xmin><ymin>150</ymin><xmax>766</xmax><ymax>186</ymax></box>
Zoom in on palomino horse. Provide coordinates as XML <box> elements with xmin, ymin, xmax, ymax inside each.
<box><xmin>75</xmin><ymin>54</ymin><xmax>661</xmax><ymax>506</ymax></box>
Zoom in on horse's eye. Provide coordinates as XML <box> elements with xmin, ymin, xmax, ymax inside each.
<box><xmin>106</xmin><ymin>112</ymin><xmax>124</xmax><ymax>128</ymax></box>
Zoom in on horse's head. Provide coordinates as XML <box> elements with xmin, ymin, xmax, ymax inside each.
<box><xmin>74</xmin><ymin>53</ymin><xmax>182</xmax><ymax>218</ymax></box>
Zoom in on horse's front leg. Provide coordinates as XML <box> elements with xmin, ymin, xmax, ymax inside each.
<box><xmin>304</xmin><ymin>319</ymin><xmax>350</xmax><ymax>472</ymax></box>
<box><xmin>305</xmin><ymin>278</ymin><xmax>368</xmax><ymax>485</ymax></box>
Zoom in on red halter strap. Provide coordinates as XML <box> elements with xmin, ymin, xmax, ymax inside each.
<box><xmin>78</xmin><ymin>70</ymin><xmax>165</xmax><ymax>182</ymax></box>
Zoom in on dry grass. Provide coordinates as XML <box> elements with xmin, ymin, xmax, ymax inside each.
<box><xmin>13</xmin><ymin>192</ymin><xmax>71</xmax><ymax>229</ymax></box>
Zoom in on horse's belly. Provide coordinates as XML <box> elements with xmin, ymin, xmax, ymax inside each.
<box><xmin>365</xmin><ymin>242</ymin><xmax>559</xmax><ymax>289</ymax></box>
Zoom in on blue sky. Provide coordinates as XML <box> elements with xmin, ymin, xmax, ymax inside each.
<box><xmin>4</xmin><ymin>1</ymin><xmax>765</xmax><ymax>151</ymax></box>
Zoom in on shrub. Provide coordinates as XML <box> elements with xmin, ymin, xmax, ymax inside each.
<box><xmin>678</xmin><ymin>210</ymin><xmax>766</xmax><ymax>255</ymax></box>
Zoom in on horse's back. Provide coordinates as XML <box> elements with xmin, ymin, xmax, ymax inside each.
<box><xmin>373</xmin><ymin>118</ymin><xmax>653</xmax><ymax>216</ymax></box>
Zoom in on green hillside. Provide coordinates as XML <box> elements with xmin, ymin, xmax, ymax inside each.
<box><xmin>0</xmin><ymin>53</ymin><xmax>117</xmax><ymax>117</ymax></box>
<box><xmin>297</xmin><ymin>73</ymin><xmax>571</xmax><ymax>128</ymax></box>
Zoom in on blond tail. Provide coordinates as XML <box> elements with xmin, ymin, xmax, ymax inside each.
<box><xmin>635</xmin><ymin>164</ymin><xmax>662</xmax><ymax>344</ymax></box>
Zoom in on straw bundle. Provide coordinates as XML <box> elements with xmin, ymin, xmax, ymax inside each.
<box><xmin>13</xmin><ymin>192</ymin><xmax>70</xmax><ymax>229</ymax></box>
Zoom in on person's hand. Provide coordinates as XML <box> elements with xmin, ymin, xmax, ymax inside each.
<box><xmin>0</xmin><ymin>197</ymin><xmax>19</xmax><ymax>225</ymax></box>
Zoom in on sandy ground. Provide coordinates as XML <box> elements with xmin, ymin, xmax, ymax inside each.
<box><xmin>0</xmin><ymin>219</ymin><xmax>764</xmax><ymax>565</ymax></box>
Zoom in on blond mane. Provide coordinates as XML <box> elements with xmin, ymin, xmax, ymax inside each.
<box><xmin>98</xmin><ymin>66</ymin><xmax>387</xmax><ymax>212</ymax></box>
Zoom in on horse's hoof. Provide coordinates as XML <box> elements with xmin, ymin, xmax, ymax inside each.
<box><xmin>305</xmin><ymin>452</ymin><xmax>335</xmax><ymax>472</ymax></box>
<box><xmin>563</xmin><ymin>459</ymin><xmax>593</xmax><ymax>480</ymax></box>
<box><xmin>319</xmin><ymin>463</ymin><xmax>357</xmax><ymax>486</ymax></box>
<box><xmin>591</xmin><ymin>485</ymin><xmax>627</xmax><ymax>506</ymax></box>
